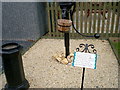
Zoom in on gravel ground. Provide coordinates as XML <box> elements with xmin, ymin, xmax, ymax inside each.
<box><xmin>0</xmin><ymin>39</ymin><xmax>119</xmax><ymax>88</ymax></box>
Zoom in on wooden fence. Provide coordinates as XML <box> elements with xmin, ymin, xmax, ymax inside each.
<box><xmin>46</xmin><ymin>2</ymin><xmax>120</xmax><ymax>39</ymax></box>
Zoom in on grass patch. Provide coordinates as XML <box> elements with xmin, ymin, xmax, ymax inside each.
<box><xmin>111</xmin><ymin>41</ymin><xmax>120</xmax><ymax>56</ymax></box>
<box><xmin>109</xmin><ymin>37</ymin><xmax>120</xmax><ymax>64</ymax></box>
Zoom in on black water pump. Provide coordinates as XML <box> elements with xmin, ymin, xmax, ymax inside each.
<box><xmin>59</xmin><ymin>2</ymin><xmax>100</xmax><ymax>39</ymax></box>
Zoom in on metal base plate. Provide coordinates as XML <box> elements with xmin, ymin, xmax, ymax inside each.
<box><xmin>3</xmin><ymin>79</ymin><xmax>30</xmax><ymax>90</ymax></box>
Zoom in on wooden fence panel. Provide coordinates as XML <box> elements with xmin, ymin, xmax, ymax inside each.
<box><xmin>75</xmin><ymin>2</ymin><xmax>79</xmax><ymax>38</ymax></box>
<box><xmin>106</xmin><ymin>2</ymin><xmax>112</xmax><ymax>38</ymax></box>
<box><xmin>110</xmin><ymin>2</ymin><xmax>116</xmax><ymax>35</ymax></box>
<box><xmin>80</xmin><ymin>2</ymin><xmax>84</xmax><ymax>34</ymax></box>
<box><xmin>51</xmin><ymin>2</ymin><xmax>55</xmax><ymax>37</ymax></box>
<box><xmin>47</xmin><ymin>2</ymin><xmax>51</xmax><ymax>37</ymax></box>
<box><xmin>92</xmin><ymin>3</ymin><xmax>97</xmax><ymax>34</ymax></box>
<box><xmin>101</xmin><ymin>3</ymin><xmax>106</xmax><ymax>34</ymax></box>
<box><xmin>88</xmin><ymin>2</ymin><xmax>92</xmax><ymax>34</ymax></box>
<box><xmin>115</xmin><ymin>2</ymin><xmax>120</xmax><ymax>34</ymax></box>
<box><xmin>96</xmin><ymin>2</ymin><xmax>101</xmax><ymax>34</ymax></box>
<box><xmin>84</xmin><ymin>2</ymin><xmax>88</xmax><ymax>34</ymax></box>
<box><xmin>55</xmin><ymin>2</ymin><xmax>59</xmax><ymax>37</ymax></box>
<box><xmin>46</xmin><ymin>2</ymin><xmax>120</xmax><ymax>39</ymax></box>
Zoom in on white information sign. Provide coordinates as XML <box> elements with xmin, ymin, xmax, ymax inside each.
<box><xmin>72</xmin><ymin>52</ymin><xmax>97</xmax><ymax>69</ymax></box>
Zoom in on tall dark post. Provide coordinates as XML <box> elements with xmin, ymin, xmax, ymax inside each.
<box><xmin>64</xmin><ymin>33</ymin><xmax>69</xmax><ymax>57</ymax></box>
<box><xmin>62</xmin><ymin>9</ymin><xmax>70</xmax><ymax>57</ymax></box>
<box><xmin>1</xmin><ymin>43</ymin><xmax>29</xmax><ymax>89</ymax></box>
<box><xmin>59</xmin><ymin>2</ymin><xmax>75</xmax><ymax>58</ymax></box>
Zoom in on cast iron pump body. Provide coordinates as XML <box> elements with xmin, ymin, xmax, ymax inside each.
<box><xmin>59</xmin><ymin>2</ymin><xmax>75</xmax><ymax>19</ymax></box>
<box><xmin>59</xmin><ymin>2</ymin><xmax>100</xmax><ymax>58</ymax></box>
<box><xmin>59</xmin><ymin>2</ymin><xmax>75</xmax><ymax>57</ymax></box>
